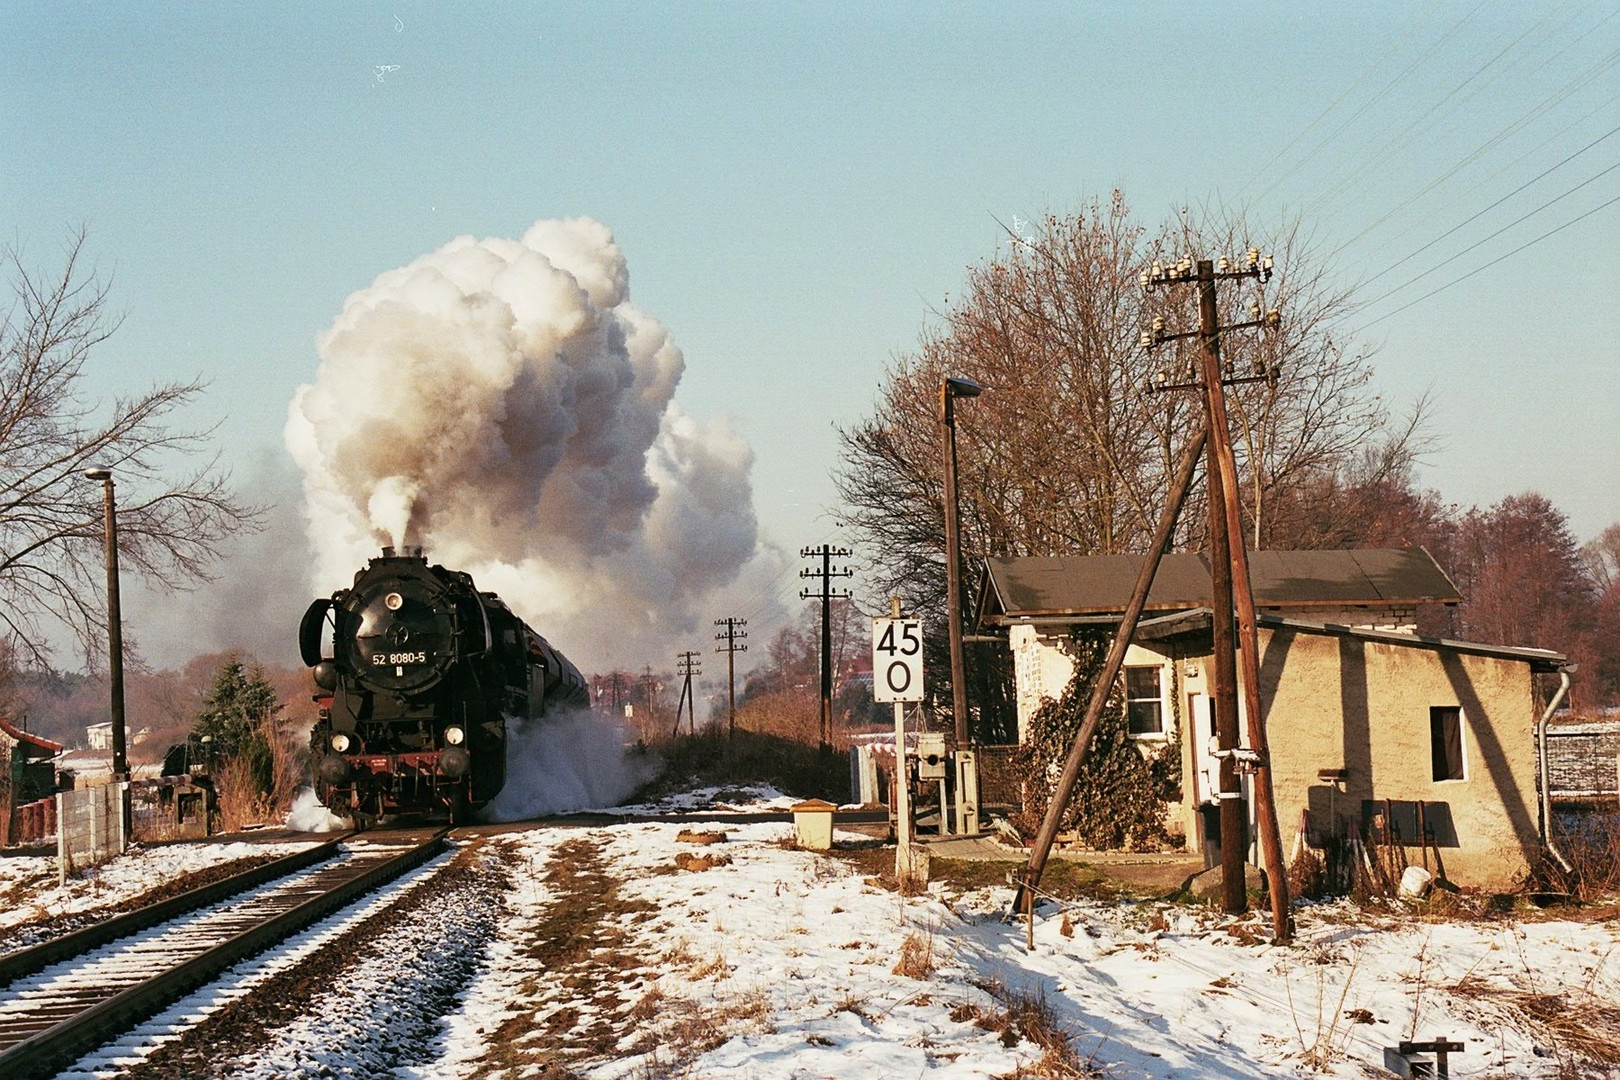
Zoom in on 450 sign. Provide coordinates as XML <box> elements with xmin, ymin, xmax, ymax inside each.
<box><xmin>871</xmin><ymin>618</ymin><xmax>924</xmax><ymax>703</ymax></box>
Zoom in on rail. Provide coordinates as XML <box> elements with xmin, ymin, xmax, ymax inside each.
<box><xmin>0</xmin><ymin>829</ymin><xmax>449</xmax><ymax>1080</ymax></box>
<box><xmin>0</xmin><ymin>833</ymin><xmax>351</xmax><ymax>989</ymax></box>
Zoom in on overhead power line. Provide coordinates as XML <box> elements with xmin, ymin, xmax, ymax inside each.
<box><xmin>1246</xmin><ymin>0</ymin><xmax>1492</xmax><ymax>208</ymax></box>
<box><xmin>1354</xmin><ymin>123</ymin><xmax>1620</xmax><ymax>286</ymax></box>
<box><xmin>1352</xmin><ymin>191</ymin><xmax>1620</xmax><ymax>332</ymax></box>
<box><xmin>1305</xmin><ymin>2</ymin><xmax>1576</xmax><ymax>220</ymax></box>
<box><xmin>1352</xmin><ymin>156</ymin><xmax>1620</xmax><ymax>316</ymax></box>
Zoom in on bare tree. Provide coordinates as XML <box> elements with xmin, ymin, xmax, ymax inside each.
<box><xmin>1442</xmin><ymin>494</ymin><xmax>1596</xmax><ymax>655</ymax></box>
<box><xmin>1583</xmin><ymin>522</ymin><xmax>1620</xmax><ymax>593</ymax></box>
<box><xmin>0</xmin><ymin>231</ymin><xmax>260</xmax><ymax>666</ymax></box>
<box><xmin>836</xmin><ymin>193</ymin><xmax>1426</xmax><ymax>612</ymax></box>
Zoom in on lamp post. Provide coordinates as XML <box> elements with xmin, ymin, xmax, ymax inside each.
<box><xmin>940</xmin><ymin>375</ymin><xmax>981</xmax><ymax>749</ymax></box>
<box><xmin>84</xmin><ymin>465</ymin><xmax>127</xmax><ymax>781</ymax></box>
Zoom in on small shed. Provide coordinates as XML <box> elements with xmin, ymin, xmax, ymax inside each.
<box><xmin>975</xmin><ymin>547</ymin><xmax>1568</xmax><ymax>890</ymax></box>
<box><xmin>1</xmin><ymin>714</ymin><xmax>65</xmax><ymax>847</ymax></box>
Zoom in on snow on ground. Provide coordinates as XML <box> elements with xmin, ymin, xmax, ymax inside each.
<box><xmin>56</xmin><ymin>848</ymin><xmax>462</xmax><ymax>1079</ymax></box>
<box><xmin>420</xmin><ymin>795</ymin><xmax>1620</xmax><ymax>1078</ymax></box>
<box><xmin>612</xmin><ymin>782</ymin><xmax>801</xmax><ymax>815</ymax></box>
<box><xmin>6</xmin><ymin>788</ymin><xmax>1619</xmax><ymax>1077</ymax></box>
<box><xmin>0</xmin><ymin>837</ymin><xmax>322</xmax><ymax>939</ymax></box>
<box><xmin>970</xmin><ymin>898</ymin><xmax>1619</xmax><ymax>1077</ymax></box>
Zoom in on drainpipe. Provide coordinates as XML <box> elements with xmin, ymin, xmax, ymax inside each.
<box><xmin>1536</xmin><ymin>666</ymin><xmax>1575</xmax><ymax>875</ymax></box>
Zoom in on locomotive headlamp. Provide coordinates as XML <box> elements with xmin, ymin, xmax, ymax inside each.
<box><xmin>330</xmin><ymin>732</ymin><xmax>352</xmax><ymax>753</ymax></box>
<box><xmin>443</xmin><ymin>726</ymin><xmax>466</xmax><ymax>746</ymax></box>
<box><xmin>385</xmin><ymin>592</ymin><xmax>404</xmax><ymax>611</ymax></box>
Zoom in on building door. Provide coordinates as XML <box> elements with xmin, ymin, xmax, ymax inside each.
<box><xmin>1188</xmin><ymin>690</ymin><xmax>1255</xmax><ymax>865</ymax></box>
<box><xmin>1189</xmin><ymin>692</ymin><xmax>1217</xmax><ymax>805</ymax></box>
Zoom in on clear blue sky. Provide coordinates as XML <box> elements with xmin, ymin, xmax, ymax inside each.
<box><xmin>4</xmin><ymin>2</ymin><xmax>1616</xmax><ymax>668</ymax></box>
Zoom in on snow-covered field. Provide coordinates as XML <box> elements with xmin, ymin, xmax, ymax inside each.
<box><xmin>5</xmin><ymin>787</ymin><xmax>1618</xmax><ymax>1078</ymax></box>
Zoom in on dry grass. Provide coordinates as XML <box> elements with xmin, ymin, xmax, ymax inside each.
<box><xmin>1451</xmin><ymin>976</ymin><xmax>1620</xmax><ymax>1071</ymax></box>
<box><xmin>893</xmin><ymin>929</ymin><xmax>936</xmax><ymax>979</ymax></box>
<box><xmin>621</xmin><ymin>988</ymin><xmax>774</xmax><ymax>1078</ymax></box>
<box><xmin>211</xmin><ymin>714</ymin><xmax>305</xmax><ymax>832</ymax></box>
<box><xmin>826</xmin><ymin>848</ymin><xmax>1135</xmax><ymax>903</ymax></box>
<box><xmin>1546</xmin><ymin>809</ymin><xmax>1620</xmax><ymax>903</ymax></box>
<box><xmin>471</xmin><ymin>837</ymin><xmax>660</xmax><ymax>1077</ymax></box>
<box><xmin>212</xmin><ymin>756</ymin><xmax>277</xmax><ymax>832</ymax></box>
<box><xmin>676</xmin><ymin>829</ymin><xmax>728</xmax><ymax>845</ymax></box>
<box><xmin>633</xmin><ymin>726</ymin><xmax>850</xmax><ymax>805</ymax></box>
<box><xmin>689</xmin><ymin>951</ymin><xmax>731</xmax><ymax>981</ymax></box>
<box><xmin>1288</xmin><ymin>845</ymin><xmax>1331</xmax><ymax>901</ymax></box>
<box><xmin>673</xmin><ymin>851</ymin><xmax>733</xmax><ymax>872</ymax></box>
<box><xmin>1283</xmin><ymin>948</ymin><xmax>1363</xmax><ymax>1072</ymax></box>
<box><xmin>969</xmin><ymin>979</ymin><xmax>1099</xmax><ymax>1078</ymax></box>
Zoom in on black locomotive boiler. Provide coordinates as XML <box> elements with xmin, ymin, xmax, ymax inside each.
<box><xmin>299</xmin><ymin>547</ymin><xmax>588</xmax><ymax>823</ymax></box>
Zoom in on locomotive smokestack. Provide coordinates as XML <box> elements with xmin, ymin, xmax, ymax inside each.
<box><xmin>382</xmin><ymin>546</ymin><xmax>396</xmax><ymax>558</ymax></box>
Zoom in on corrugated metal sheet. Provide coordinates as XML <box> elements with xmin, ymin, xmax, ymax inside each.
<box><xmin>980</xmin><ymin>547</ymin><xmax>1461</xmax><ymax>620</ymax></box>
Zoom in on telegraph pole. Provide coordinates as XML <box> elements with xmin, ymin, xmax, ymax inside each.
<box><xmin>714</xmin><ymin>618</ymin><xmax>747</xmax><ymax>739</ymax></box>
<box><xmin>1144</xmin><ymin>248</ymin><xmax>1292</xmax><ymax>942</ymax></box>
<box><xmin>941</xmin><ymin>375</ymin><xmax>983</xmax><ymax>749</ymax></box>
<box><xmin>641</xmin><ymin>666</ymin><xmax>658</xmax><ymax>732</ymax></box>
<box><xmin>800</xmin><ymin>545</ymin><xmax>853</xmax><ymax>750</ymax></box>
<box><xmin>673</xmin><ymin>651</ymin><xmax>701</xmax><ymax>736</ymax></box>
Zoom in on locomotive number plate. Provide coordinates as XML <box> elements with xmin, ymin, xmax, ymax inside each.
<box><xmin>379</xmin><ymin>651</ymin><xmax>427</xmax><ymax>665</ymax></box>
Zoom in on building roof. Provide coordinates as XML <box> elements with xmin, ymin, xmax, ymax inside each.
<box><xmin>0</xmin><ymin>714</ymin><xmax>65</xmax><ymax>755</ymax></box>
<box><xmin>1123</xmin><ymin>608</ymin><xmax>1569</xmax><ymax>674</ymax></box>
<box><xmin>976</xmin><ymin>547</ymin><xmax>1462</xmax><ymax>625</ymax></box>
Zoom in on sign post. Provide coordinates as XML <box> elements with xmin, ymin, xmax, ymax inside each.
<box><xmin>874</xmin><ymin>600</ymin><xmax>925</xmax><ymax>887</ymax></box>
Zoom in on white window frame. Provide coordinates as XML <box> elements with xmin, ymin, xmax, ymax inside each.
<box><xmin>1123</xmin><ymin>664</ymin><xmax>1168</xmax><ymax>740</ymax></box>
<box><xmin>1428</xmin><ymin>704</ymin><xmax>1469</xmax><ymax>783</ymax></box>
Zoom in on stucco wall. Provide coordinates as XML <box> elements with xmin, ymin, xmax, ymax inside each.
<box><xmin>1009</xmin><ymin>624</ymin><xmax>1169</xmax><ymax>744</ymax></box>
<box><xmin>1247</xmin><ymin>626</ymin><xmax>1540</xmax><ymax>890</ymax></box>
<box><xmin>1008</xmin><ymin>621</ymin><xmax>1544</xmax><ymax>890</ymax></box>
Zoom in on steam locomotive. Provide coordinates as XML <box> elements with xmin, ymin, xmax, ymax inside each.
<box><xmin>299</xmin><ymin>547</ymin><xmax>588</xmax><ymax>823</ymax></box>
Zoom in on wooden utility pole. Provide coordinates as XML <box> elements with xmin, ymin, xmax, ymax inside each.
<box><xmin>1198</xmin><ymin>268</ymin><xmax>1249</xmax><ymax>917</ymax></box>
<box><xmin>641</xmin><ymin>665</ymin><xmax>658</xmax><ymax>733</ymax></box>
<box><xmin>673</xmin><ymin>650</ymin><xmax>701</xmax><ymax>736</ymax></box>
<box><xmin>1144</xmin><ymin>250</ymin><xmax>1293</xmax><ymax>942</ymax></box>
<box><xmin>1197</xmin><ymin>264</ymin><xmax>1295</xmax><ymax>941</ymax></box>
<box><xmin>800</xmin><ymin>545</ymin><xmax>853</xmax><ymax>749</ymax></box>
<box><xmin>714</xmin><ymin>617</ymin><xmax>748</xmax><ymax>739</ymax></box>
<box><xmin>1013</xmin><ymin>426</ymin><xmax>1208</xmax><ymax>916</ymax></box>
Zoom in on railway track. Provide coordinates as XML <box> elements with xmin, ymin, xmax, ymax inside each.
<box><xmin>0</xmin><ymin>828</ymin><xmax>449</xmax><ymax>1080</ymax></box>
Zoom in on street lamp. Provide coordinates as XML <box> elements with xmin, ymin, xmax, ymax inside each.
<box><xmin>940</xmin><ymin>375</ymin><xmax>982</xmax><ymax>749</ymax></box>
<box><xmin>84</xmin><ymin>464</ymin><xmax>127</xmax><ymax>781</ymax></box>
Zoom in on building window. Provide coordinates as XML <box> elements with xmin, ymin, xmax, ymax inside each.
<box><xmin>1125</xmin><ymin>667</ymin><xmax>1164</xmax><ymax>736</ymax></box>
<box><xmin>1430</xmin><ymin>706</ymin><xmax>1465</xmax><ymax>781</ymax></box>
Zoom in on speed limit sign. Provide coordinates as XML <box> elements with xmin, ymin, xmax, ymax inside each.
<box><xmin>872</xmin><ymin>618</ymin><xmax>924</xmax><ymax>702</ymax></box>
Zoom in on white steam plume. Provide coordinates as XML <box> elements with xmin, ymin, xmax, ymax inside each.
<box><xmin>286</xmin><ymin>218</ymin><xmax>769</xmax><ymax>671</ymax></box>
<box><xmin>481</xmin><ymin>709</ymin><xmax>658</xmax><ymax>821</ymax></box>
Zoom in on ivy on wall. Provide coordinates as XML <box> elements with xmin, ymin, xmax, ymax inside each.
<box><xmin>1012</xmin><ymin>631</ymin><xmax>1182</xmax><ymax>851</ymax></box>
